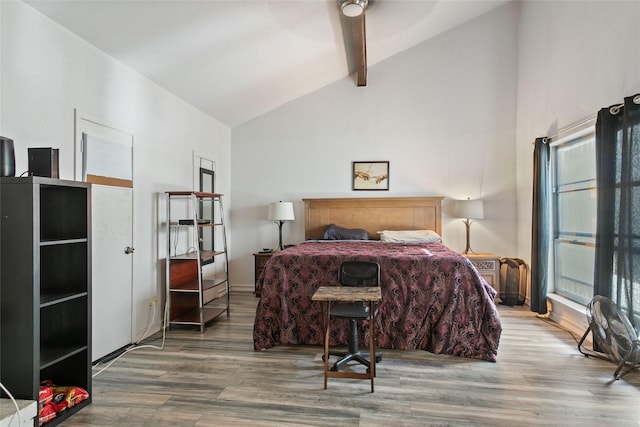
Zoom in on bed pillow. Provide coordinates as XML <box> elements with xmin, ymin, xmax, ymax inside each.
<box><xmin>378</xmin><ymin>229</ymin><xmax>442</xmax><ymax>243</ymax></box>
<box><xmin>323</xmin><ymin>224</ymin><xmax>369</xmax><ymax>240</ymax></box>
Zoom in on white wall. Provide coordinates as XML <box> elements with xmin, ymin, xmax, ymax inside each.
<box><xmin>230</xmin><ymin>3</ymin><xmax>520</xmax><ymax>287</ymax></box>
<box><xmin>515</xmin><ymin>1</ymin><xmax>640</xmax><ymax>332</ymax></box>
<box><xmin>515</xmin><ymin>1</ymin><xmax>640</xmax><ymax>262</ymax></box>
<box><xmin>0</xmin><ymin>1</ymin><xmax>231</xmax><ymax>339</ymax></box>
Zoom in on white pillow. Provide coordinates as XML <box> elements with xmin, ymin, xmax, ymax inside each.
<box><xmin>378</xmin><ymin>229</ymin><xmax>442</xmax><ymax>243</ymax></box>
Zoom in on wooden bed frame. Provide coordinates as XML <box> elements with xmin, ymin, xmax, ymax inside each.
<box><xmin>303</xmin><ymin>196</ymin><xmax>443</xmax><ymax>240</ymax></box>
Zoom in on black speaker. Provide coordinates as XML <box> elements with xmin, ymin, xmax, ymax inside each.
<box><xmin>28</xmin><ymin>147</ymin><xmax>59</xmax><ymax>178</ymax></box>
<box><xmin>0</xmin><ymin>136</ymin><xmax>15</xmax><ymax>177</ymax></box>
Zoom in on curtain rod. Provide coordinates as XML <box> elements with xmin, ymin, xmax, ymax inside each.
<box><xmin>609</xmin><ymin>94</ymin><xmax>640</xmax><ymax>115</ymax></box>
<box><xmin>538</xmin><ymin>94</ymin><xmax>640</xmax><ymax>144</ymax></box>
<box><xmin>541</xmin><ymin>116</ymin><xmax>596</xmax><ymax>144</ymax></box>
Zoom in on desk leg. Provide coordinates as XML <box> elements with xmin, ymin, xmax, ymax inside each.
<box><xmin>323</xmin><ymin>301</ymin><xmax>330</xmax><ymax>390</ymax></box>
<box><xmin>369</xmin><ymin>300</ymin><xmax>375</xmax><ymax>393</ymax></box>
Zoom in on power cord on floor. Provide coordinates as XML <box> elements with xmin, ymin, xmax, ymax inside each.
<box><xmin>536</xmin><ymin>311</ymin><xmax>628</xmax><ymax>370</ymax></box>
<box><xmin>92</xmin><ymin>298</ymin><xmax>168</xmax><ymax>378</ymax></box>
<box><xmin>0</xmin><ymin>381</ymin><xmax>22</xmax><ymax>426</ymax></box>
<box><xmin>535</xmin><ymin>312</ymin><xmax>613</xmax><ymax>362</ymax></box>
<box><xmin>536</xmin><ymin>313</ymin><xmax>582</xmax><ymax>344</ymax></box>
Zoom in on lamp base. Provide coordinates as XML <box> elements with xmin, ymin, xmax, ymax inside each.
<box><xmin>462</xmin><ymin>219</ymin><xmax>477</xmax><ymax>254</ymax></box>
<box><xmin>276</xmin><ymin>220</ymin><xmax>285</xmax><ymax>250</ymax></box>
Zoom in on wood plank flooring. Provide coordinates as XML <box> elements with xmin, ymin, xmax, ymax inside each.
<box><xmin>64</xmin><ymin>292</ymin><xmax>640</xmax><ymax>426</ymax></box>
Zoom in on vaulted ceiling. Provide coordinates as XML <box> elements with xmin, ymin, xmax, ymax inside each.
<box><xmin>25</xmin><ymin>0</ymin><xmax>509</xmax><ymax>127</ymax></box>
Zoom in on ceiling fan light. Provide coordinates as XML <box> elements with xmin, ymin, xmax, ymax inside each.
<box><xmin>341</xmin><ymin>0</ymin><xmax>368</xmax><ymax>18</ymax></box>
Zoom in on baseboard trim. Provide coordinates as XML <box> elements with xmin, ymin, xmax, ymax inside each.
<box><xmin>231</xmin><ymin>283</ymin><xmax>254</xmax><ymax>293</ymax></box>
<box><xmin>547</xmin><ymin>293</ymin><xmax>589</xmax><ymax>340</ymax></box>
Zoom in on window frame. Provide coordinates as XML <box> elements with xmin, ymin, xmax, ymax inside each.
<box><xmin>549</xmin><ymin>122</ymin><xmax>597</xmax><ymax>305</ymax></box>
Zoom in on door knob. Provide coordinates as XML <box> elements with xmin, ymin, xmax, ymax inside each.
<box><xmin>124</xmin><ymin>246</ymin><xmax>135</xmax><ymax>254</ymax></box>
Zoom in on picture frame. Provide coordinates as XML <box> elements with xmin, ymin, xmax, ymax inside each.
<box><xmin>352</xmin><ymin>161</ymin><xmax>390</xmax><ymax>191</ymax></box>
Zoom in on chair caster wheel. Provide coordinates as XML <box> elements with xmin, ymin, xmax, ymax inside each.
<box><xmin>330</xmin><ymin>366</ymin><xmax>338</xmax><ymax>372</ymax></box>
<box><xmin>376</xmin><ymin>355</ymin><xmax>382</xmax><ymax>363</ymax></box>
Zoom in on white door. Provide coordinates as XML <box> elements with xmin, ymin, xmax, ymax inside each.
<box><xmin>75</xmin><ymin>112</ymin><xmax>134</xmax><ymax>362</ymax></box>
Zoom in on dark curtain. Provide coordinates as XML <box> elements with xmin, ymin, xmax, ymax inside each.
<box><xmin>530</xmin><ymin>137</ymin><xmax>550</xmax><ymax>314</ymax></box>
<box><xmin>594</xmin><ymin>94</ymin><xmax>640</xmax><ymax>328</ymax></box>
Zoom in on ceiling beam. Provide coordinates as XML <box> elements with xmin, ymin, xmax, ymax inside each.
<box><xmin>351</xmin><ymin>14</ymin><xmax>367</xmax><ymax>86</ymax></box>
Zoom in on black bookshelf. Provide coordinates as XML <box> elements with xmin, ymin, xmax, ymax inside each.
<box><xmin>0</xmin><ymin>177</ymin><xmax>92</xmax><ymax>426</ymax></box>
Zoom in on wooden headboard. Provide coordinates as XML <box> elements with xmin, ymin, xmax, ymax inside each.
<box><xmin>303</xmin><ymin>197</ymin><xmax>444</xmax><ymax>240</ymax></box>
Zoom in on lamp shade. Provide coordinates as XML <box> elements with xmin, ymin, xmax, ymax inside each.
<box><xmin>454</xmin><ymin>199</ymin><xmax>484</xmax><ymax>220</ymax></box>
<box><xmin>268</xmin><ymin>202</ymin><xmax>295</xmax><ymax>221</ymax></box>
<box><xmin>341</xmin><ymin>0</ymin><xmax>368</xmax><ymax>17</ymax></box>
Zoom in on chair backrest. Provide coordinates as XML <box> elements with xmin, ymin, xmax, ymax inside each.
<box><xmin>339</xmin><ymin>261</ymin><xmax>380</xmax><ymax>287</ymax></box>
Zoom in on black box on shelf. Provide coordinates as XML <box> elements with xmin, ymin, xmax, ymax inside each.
<box><xmin>28</xmin><ymin>147</ymin><xmax>59</xmax><ymax>178</ymax></box>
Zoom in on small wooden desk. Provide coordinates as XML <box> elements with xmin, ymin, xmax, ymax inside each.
<box><xmin>312</xmin><ymin>286</ymin><xmax>382</xmax><ymax>392</ymax></box>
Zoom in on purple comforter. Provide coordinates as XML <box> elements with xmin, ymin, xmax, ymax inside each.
<box><xmin>253</xmin><ymin>241</ymin><xmax>502</xmax><ymax>362</ymax></box>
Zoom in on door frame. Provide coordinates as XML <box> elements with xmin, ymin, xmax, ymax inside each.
<box><xmin>74</xmin><ymin>110</ymin><xmax>134</xmax><ymax>183</ymax></box>
<box><xmin>74</xmin><ymin>109</ymin><xmax>135</xmax><ymax>357</ymax></box>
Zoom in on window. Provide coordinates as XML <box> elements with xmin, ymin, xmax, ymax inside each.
<box><xmin>550</xmin><ymin>126</ymin><xmax>597</xmax><ymax>305</ymax></box>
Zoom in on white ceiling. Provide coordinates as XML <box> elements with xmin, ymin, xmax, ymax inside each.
<box><xmin>24</xmin><ymin>0</ymin><xmax>509</xmax><ymax>127</ymax></box>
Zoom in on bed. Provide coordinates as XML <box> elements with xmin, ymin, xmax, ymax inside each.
<box><xmin>253</xmin><ymin>197</ymin><xmax>502</xmax><ymax>362</ymax></box>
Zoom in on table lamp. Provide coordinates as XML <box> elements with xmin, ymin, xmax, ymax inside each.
<box><xmin>454</xmin><ymin>198</ymin><xmax>484</xmax><ymax>254</ymax></box>
<box><xmin>268</xmin><ymin>201</ymin><xmax>295</xmax><ymax>250</ymax></box>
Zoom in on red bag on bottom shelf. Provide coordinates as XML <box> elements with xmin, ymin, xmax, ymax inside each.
<box><xmin>38</xmin><ymin>384</ymin><xmax>56</xmax><ymax>425</ymax></box>
<box><xmin>39</xmin><ymin>380</ymin><xmax>90</xmax><ymax>425</ymax></box>
<box><xmin>38</xmin><ymin>403</ymin><xmax>57</xmax><ymax>426</ymax></box>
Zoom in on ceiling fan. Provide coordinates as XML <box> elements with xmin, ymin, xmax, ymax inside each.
<box><xmin>338</xmin><ymin>0</ymin><xmax>369</xmax><ymax>86</ymax></box>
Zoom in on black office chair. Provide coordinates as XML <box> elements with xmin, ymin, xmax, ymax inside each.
<box><xmin>326</xmin><ymin>261</ymin><xmax>382</xmax><ymax>373</ymax></box>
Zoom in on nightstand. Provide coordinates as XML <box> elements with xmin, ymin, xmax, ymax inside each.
<box><xmin>253</xmin><ymin>251</ymin><xmax>275</xmax><ymax>297</ymax></box>
<box><xmin>464</xmin><ymin>253</ymin><xmax>500</xmax><ymax>293</ymax></box>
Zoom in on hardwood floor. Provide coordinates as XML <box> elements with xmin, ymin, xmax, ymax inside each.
<box><xmin>65</xmin><ymin>292</ymin><xmax>640</xmax><ymax>426</ymax></box>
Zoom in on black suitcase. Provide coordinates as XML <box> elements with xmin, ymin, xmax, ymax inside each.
<box><xmin>499</xmin><ymin>258</ymin><xmax>528</xmax><ymax>306</ymax></box>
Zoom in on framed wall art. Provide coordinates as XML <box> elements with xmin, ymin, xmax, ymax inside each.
<box><xmin>352</xmin><ymin>161</ymin><xmax>389</xmax><ymax>191</ymax></box>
